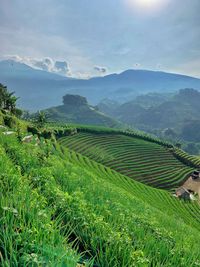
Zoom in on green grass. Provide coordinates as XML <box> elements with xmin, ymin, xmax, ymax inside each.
<box><xmin>0</xmin><ymin>142</ymin><xmax>82</xmax><ymax>266</ymax></box>
<box><xmin>1</xmin><ymin>131</ymin><xmax>200</xmax><ymax>266</ymax></box>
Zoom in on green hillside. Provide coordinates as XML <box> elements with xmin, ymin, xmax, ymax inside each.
<box><xmin>1</xmin><ymin>104</ymin><xmax>200</xmax><ymax>266</ymax></box>
<box><xmin>44</xmin><ymin>94</ymin><xmax>118</xmax><ymax>128</ymax></box>
<box><xmin>1</xmin><ymin>127</ymin><xmax>200</xmax><ymax>266</ymax></box>
<box><xmin>59</xmin><ymin>130</ymin><xmax>195</xmax><ymax>190</ymax></box>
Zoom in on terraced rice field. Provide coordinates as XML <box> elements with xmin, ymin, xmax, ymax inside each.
<box><xmin>59</xmin><ymin>132</ymin><xmax>193</xmax><ymax>190</ymax></box>
<box><xmin>65</xmin><ymin>149</ymin><xmax>200</xmax><ymax>230</ymax></box>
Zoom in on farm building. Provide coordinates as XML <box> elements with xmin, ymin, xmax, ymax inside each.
<box><xmin>175</xmin><ymin>170</ymin><xmax>200</xmax><ymax>200</ymax></box>
<box><xmin>183</xmin><ymin>173</ymin><xmax>200</xmax><ymax>198</ymax></box>
<box><xmin>175</xmin><ymin>187</ymin><xmax>192</xmax><ymax>200</ymax></box>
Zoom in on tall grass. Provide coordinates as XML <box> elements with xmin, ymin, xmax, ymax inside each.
<box><xmin>0</xmin><ymin>137</ymin><xmax>84</xmax><ymax>266</ymax></box>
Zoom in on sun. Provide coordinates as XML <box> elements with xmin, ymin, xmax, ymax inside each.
<box><xmin>135</xmin><ymin>0</ymin><xmax>160</xmax><ymax>7</ymax></box>
<box><xmin>126</xmin><ymin>0</ymin><xmax>168</xmax><ymax>13</ymax></box>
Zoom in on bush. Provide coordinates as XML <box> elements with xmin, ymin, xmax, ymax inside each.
<box><xmin>41</xmin><ymin>129</ymin><xmax>53</xmax><ymax>139</ymax></box>
<box><xmin>27</xmin><ymin>125</ymin><xmax>40</xmax><ymax>135</ymax></box>
<box><xmin>3</xmin><ymin>115</ymin><xmax>17</xmax><ymax>128</ymax></box>
<box><xmin>0</xmin><ymin>111</ymin><xmax>4</xmax><ymax>125</ymax></box>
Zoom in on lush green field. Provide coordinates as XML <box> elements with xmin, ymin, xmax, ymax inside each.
<box><xmin>0</xmin><ymin>137</ymin><xmax>82</xmax><ymax>266</ymax></box>
<box><xmin>1</xmin><ymin>129</ymin><xmax>200</xmax><ymax>266</ymax></box>
<box><xmin>59</xmin><ymin>132</ymin><xmax>194</xmax><ymax>190</ymax></box>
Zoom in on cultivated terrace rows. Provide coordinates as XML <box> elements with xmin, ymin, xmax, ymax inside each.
<box><xmin>59</xmin><ymin>132</ymin><xmax>193</xmax><ymax>190</ymax></box>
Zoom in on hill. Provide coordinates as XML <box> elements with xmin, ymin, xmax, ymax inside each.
<box><xmin>98</xmin><ymin>89</ymin><xmax>200</xmax><ymax>143</ymax></box>
<box><xmin>1</xmin><ymin>115</ymin><xmax>200</xmax><ymax>266</ymax></box>
<box><xmin>58</xmin><ymin>127</ymin><xmax>197</xmax><ymax>191</ymax></box>
<box><xmin>1</xmin><ymin>59</ymin><xmax>200</xmax><ymax>110</ymax></box>
<box><xmin>43</xmin><ymin>94</ymin><xmax>118</xmax><ymax>127</ymax></box>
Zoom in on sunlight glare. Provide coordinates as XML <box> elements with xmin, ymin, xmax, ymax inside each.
<box><xmin>126</xmin><ymin>0</ymin><xmax>169</xmax><ymax>14</ymax></box>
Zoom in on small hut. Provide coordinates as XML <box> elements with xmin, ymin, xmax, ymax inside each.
<box><xmin>175</xmin><ymin>187</ymin><xmax>191</xmax><ymax>200</ymax></box>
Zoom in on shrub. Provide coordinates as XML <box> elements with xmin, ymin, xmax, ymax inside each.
<box><xmin>3</xmin><ymin>114</ymin><xmax>17</xmax><ymax>128</ymax></box>
<box><xmin>0</xmin><ymin>111</ymin><xmax>4</xmax><ymax>125</ymax></box>
<box><xmin>27</xmin><ymin>125</ymin><xmax>40</xmax><ymax>135</ymax></box>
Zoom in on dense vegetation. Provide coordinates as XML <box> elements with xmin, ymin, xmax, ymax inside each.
<box><xmin>1</xmin><ymin>123</ymin><xmax>200</xmax><ymax>266</ymax></box>
<box><xmin>0</xmin><ymin>83</ymin><xmax>22</xmax><ymax>117</ymax></box>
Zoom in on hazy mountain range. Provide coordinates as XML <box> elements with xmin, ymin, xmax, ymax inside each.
<box><xmin>1</xmin><ymin>59</ymin><xmax>200</xmax><ymax>111</ymax></box>
<box><xmin>98</xmin><ymin>89</ymin><xmax>200</xmax><ymax>144</ymax></box>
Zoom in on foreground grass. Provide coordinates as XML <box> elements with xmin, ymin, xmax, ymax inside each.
<box><xmin>1</xmin><ymin>132</ymin><xmax>200</xmax><ymax>266</ymax></box>
<box><xmin>0</xmin><ymin>140</ymin><xmax>88</xmax><ymax>266</ymax></box>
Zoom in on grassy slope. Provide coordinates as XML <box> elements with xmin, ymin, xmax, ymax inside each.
<box><xmin>0</xmin><ymin>138</ymin><xmax>81</xmax><ymax>266</ymax></box>
<box><xmin>0</xmin><ymin>115</ymin><xmax>200</xmax><ymax>267</ymax></box>
<box><xmin>65</xmin><ymin>149</ymin><xmax>200</xmax><ymax>230</ymax></box>
<box><xmin>45</xmin><ymin>104</ymin><xmax>118</xmax><ymax>128</ymax></box>
<box><xmin>59</xmin><ymin>132</ymin><xmax>193</xmax><ymax>190</ymax></box>
<box><xmin>1</xmin><ymin>128</ymin><xmax>200</xmax><ymax>266</ymax></box>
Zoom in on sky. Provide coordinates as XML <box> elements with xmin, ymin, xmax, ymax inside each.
<box><xmin>0</xmin><ymin>0</ymin><xmax>200</xmax><ymax>78</ymax></box>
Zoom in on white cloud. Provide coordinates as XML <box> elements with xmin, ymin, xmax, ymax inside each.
<box><xmin>94</xmin><ymin>65</ymin><xmax>107</xmax><ymax>74</ymax></box>
<box><xmin>4</xmin><ymin>54</ymin><xmax>23</xmax><ymax>62</ymax></box>
<box><xmin>4</xmin><ymin>55</ymin><xmax>71</xmax><ymax>76</ymax></box>
<box><xmin>33</xmin><ymin>57</ymin><xmax>54</xmax><ymax>72</ymax></box>
<box><xmin>76</xmin><ymin>72</ymin><xmax>91</xmax><ymax>79</ymax></box>
<box><xmin>54</xmin><ymin>61</ymin><xmax>71</xmax><ymax>76</ymax></box>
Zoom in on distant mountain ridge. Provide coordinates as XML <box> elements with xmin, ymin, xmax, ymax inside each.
<box><xmin>98</xmin><ymin>89</ymin><xmax>200</xmax><ymax>144</ymax></box>
<box><xmin>1</xmin><ymin>59</ymin><xmax>200</xmax><ymax>111</ymax></box>
<box><xmin>43</xmin><ymin>94</ymin><xmax>118</xmax><ymax>128</ymax></box>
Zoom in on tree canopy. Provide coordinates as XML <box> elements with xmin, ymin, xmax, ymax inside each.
<box><xmin>63</xmin><ymin>94</ymin><xmax>88</xmax><ymax>106</ymax></box>
<box><xmin>0</xmin><ymin>83</ymin><xmax>21</xmax><ymax>115</ymax></box>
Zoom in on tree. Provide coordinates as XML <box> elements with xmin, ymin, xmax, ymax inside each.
<box><xmin>63</xmin><ymin>94</ymin><xmax>87</xmax><ymax>106</ymax></box>
<box><xmin>35</xmin><ymin>111</ymin><xmax>47</xmax><ymax>128</ymax></box>
<box><xmin>0</xmin><ymin>83</ymin><xmax>20</xmax><ymax>115</ymax></box>
<box><xmin>0</xmin><ymin>83</ymin><xmax>8</xmax><ymax>109</ymax></box>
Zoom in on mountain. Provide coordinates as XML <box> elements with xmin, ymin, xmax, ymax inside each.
<box><xmin>0</xmin><ymin>60</ymin><xmax>70</xmax><ymax>111</ymax></box>
<box><xmin>98</xmin><ymin>93</ymin><xmax>172</xmax><ymax>118</ymax></box>
<box><xmin>99</xmin><ymin>89</ymin><xmax>200</xmax><ymax>144</ymax></box>
<box><xmin>1</xmin><ymin>59</ymin><xmax>200</xmax><ymax>111</ymax></box>
<box><xmin>43</xmin><ymin>94</ymin><xmax>118</xmax><ymax>127</ymax></box>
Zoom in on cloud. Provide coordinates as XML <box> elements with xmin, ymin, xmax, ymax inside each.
<box><xmin>33</xmin><ymin>57</ymin><xmax>54</xmax><ymax>72</ymax></box>
<box><xmin>54</xmin><ymin>61</ymin><xmax>71</xmax><ymax>76</ymax></box>
<box><xmin>76</xmin><ymin>72</ymin><xmax>91</xmax><ymax>79</ymax></box>
<box><xmin>94</xmin><ymin>65</ymin><xmax>107</xmax><ymax>73</ymax></box>
<box><xmin>4</xmin><ymin>54</ymin><xmax>23</xmax><ymax>62</ymax></box>
<box><xmin>4</xmin><ymin>55</ymin><xmax>71</xmax><ymax>76</ymax></box>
